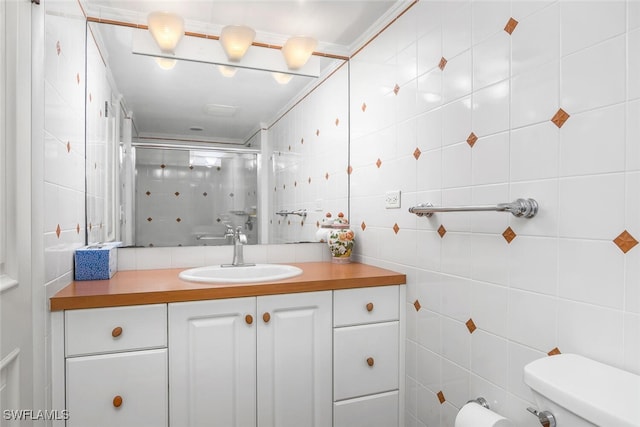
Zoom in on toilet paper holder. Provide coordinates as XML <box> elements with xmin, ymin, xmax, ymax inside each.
<box><xmin>467</xmin><ymin>397</ymin><xmax>490</xmax><ymax>409</ymax></box>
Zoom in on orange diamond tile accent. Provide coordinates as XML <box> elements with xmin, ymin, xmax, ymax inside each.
<box><xmin>174</xmin><ymin>192</ymin><xmax>180</xmax><ymax>196</ymax></box>
<box><xmin>288</xmin><ymin>220</ymin><xmax>291</xmax><ymax>226</ymax></box>
<box><xmin>55</xmin><ymin>224</ymin><xmax>61</xmax><ymax>238</ymax></box>
<box><xmin>316</xmin><ymin>220</ymin><xmax>320</xmax><ymax>228</ymax></box>
<box><xmin>189</xmin><ymin>165</ymin><xmax>194</xmax><ymax>170</ymax></box>
<box><xmin>504</xmin><ymin>17</ymin><xmax>519</xmax><ymax>34</ymax></box>
<box><xmin>361</xmin><ymin>221</ymin><xmax>366</xmax><ymax>231</ymax></box>
<box><xmin>437</xmin><ymin>391</ymin><xmax>446</xmax><ymax>404</ymax></box>
<box><xmin>316</xmin><ymin>129</ymin><xmax>320</xmax><ymax>136</ymax></box>
<box><xmin>301</xmin><ymin>138</ymin><xmax>304</xmax><ymax>144</ymax></box>
<box><xmin>76</xmin><ymin>224</ymin><xmax>80</xmax><ymax>234</ymax></box>
<box><xmin>414</xmin><ymin>299</ymin><xmax>421</xmax><ymax>311</ymax></box>
<box><xmin>393</xmin><ymin>84</ymin><xmax>400</xmax><ymax>95</ymax></box>
<box><xmin>614</xmin><ymin>230</ymin><xmax>639</xmax><ymax>253</ymax></box>
<box><xmin>465</xmin><ymin>318</ymin><xmax>477</xmax><ymax>334</ymax></box>
<box><xmin>335</xmin><ymin>118</ymin><xmax>340</xmax><ymax>126</ymax></box>
<box><xmin>89</xmin><ymin>223</ymin><xmax>93</xmax><ymax>231</ymax></box>
<box><xmin>437</xmin><ymin>225</ymin><xmax>447</xmax><ymax>238</ymax></box>
<box><xmin>551</xmin><ymin>108</ymin><xmax>570</xmax><ymax>128</ymax></box>
<box><xmin>325</xmin><ymin>172</ymin><xmax>330</xmax><ymax>180</ymax></box>
<box><xmin>413</xmin><ymin>147</ymin><xmax>422</xmax><ymax>160</ymax></box>
<box><xmin>160</xmin><ymin>164</ymin><xmax>166</xmax><ymax>169</ymax></box>
<box><xmin>283</xmin><ymin>184</ymin><xmax>286</xmax><ymax>190</ymax></box>
<box><xmin>56</xmin><ymin>41</ymin><xmax>61</xmax><ymax>55</ymax></box>
<box><xmin>376</xmin><ymin>158</ymin><xmax>382</xmax><ymax>168</ymax></box>
<box><xmin>308</xmin><ymin>177</ymin><xmax>312</xmax><ymax>184</ymax></box>
<box><xmin>146</xmin><ymin>191</ymin><xmax>151</xmax><ymax>196</ymax></box>
<box><xmin>66</xmin><ymin>141</ymin><xmax>71</xmax><ymax>152</ymax></box>
<box><xmin>361</xmin><ymin>102</ymin><xmax>367</xmax><ymax>112</ymax></box>
<box><xmin>548</xmin><ymin>347</ymin><xmax>562</xmax><ymax>356</ymax></box>
<box><xmin>347</xmin><ymin>165</ymin><xmax>353</xmax><ymax>175</ymax></box>
<box><xmin>438</xmin><ymin>57</ymin><xmax>448</xmax><ymax>70</ymax></box>
<box><xmin>76</xmin><ymin>73</ymin><xmax>80</xmax><ymax>85</ymax></box>
<box><xmin>147</xmin><ymin>217</ymin><xmax>152</xmax><ymax>222</ymax></box>
<box><xmin>467</xmin><ymin>132</ymin><xmax>478</xmax><ymax>147</ymax></box>
<box><xmin>288</xmin><ymin>145</ymin><xmax>291</xmax><ymax>151</ymax></box>
<box><xmin>203</xmin><ymin>192</ymin><xmax>208</xmax><ymax>197</ymax></box>
<box><xmin>176</xmin><ymin>218</ymin><xmax>181</xmax><ymax>222</ymax></box>
<box><xmin>503</xmin><ymin>227</ymin><xmax>517</xmax><ymax>243</ymax></box>
<box><xmin>393</xmin><ymin>223</ymin><xmax>400</xmax><ymax>234</ymax></box>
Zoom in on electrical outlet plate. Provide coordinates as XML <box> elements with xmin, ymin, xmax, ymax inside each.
<box><xmin>385</xmin><ymin>190</ymin><xmax>401</xmax><ymax>209</ymax></box>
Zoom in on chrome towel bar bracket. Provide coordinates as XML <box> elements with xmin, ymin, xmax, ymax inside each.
<box><xmin>409</xmin><ymin>198</ymin><xmax>538</xmax><ymax>219</ymax></box>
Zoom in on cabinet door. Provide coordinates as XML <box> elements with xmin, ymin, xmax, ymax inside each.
<box><xmin>257</xmin><ymin>291</ymin><xmax>332</xmax><ymax>427</ymax></box>
<box><xmin>66</xmin><ymin>349</ymin><xmax>167</xmax><ymax>427</ymax></box>
<box><xmin>169</xmin><ymin>298</ymin><xmax>256</xmax><ymax>427</ymax></box>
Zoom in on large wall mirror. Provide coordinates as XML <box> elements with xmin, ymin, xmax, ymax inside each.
<box><xmin>85</xmin><ymin>20</ymin><xmax>348</xmax><ymax>247</ymax></box>
<box><xmin>82</xmin><ymin>0</ymin><xmax>403</xmax><ymax>248</ymax></box>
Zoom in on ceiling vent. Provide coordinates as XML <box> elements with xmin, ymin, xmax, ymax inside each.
<box><xmin>203</xmin><ymin>104</ymin><xmax>238</xmax><ymax>117</ymax></box>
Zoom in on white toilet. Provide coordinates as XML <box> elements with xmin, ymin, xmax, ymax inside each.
<box><xmin>524</xmin><ymin>354</ymin><xmax>640</xmax><ymax>426</ymax></box>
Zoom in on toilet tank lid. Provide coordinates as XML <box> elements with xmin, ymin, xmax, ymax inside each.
<box><xmin>524</xmin><ymin>354</ymin><xmax>640</xmax><ymax>427</ymax></box>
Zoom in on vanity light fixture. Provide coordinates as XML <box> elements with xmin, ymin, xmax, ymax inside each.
<box><xmin>272</xmin><ymin>72</ymin><xmax>293</xmax><ymax>84</ymax></box>
<box><xmin>147</xmin><ymin>11</ymin><xmax>185</xmax><ymax>54</ymax></box>
<box><xmin>155</xmin><ymin>57</ymin><xmax>177</xmax><ymax>70</ymax></box>
<box><xmin>218</xmin><ymin>65</ymin><xmax>238</xmax><ymax>78</ymax></box>
<box><xmin>219</xmin><ymin>25</ymin><xmax>256</xmax><ymax>62</ymax></box>
<box><xmin>281</xmin><ymin>36</ymin><xmax>317</xmax><ymax>70</ymax></box>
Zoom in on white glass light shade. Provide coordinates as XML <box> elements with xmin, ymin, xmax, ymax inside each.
<box><xmin>218</xmin><ymin>65</ymin><xmax>238</xmax><ymax>78</ymax></box>
<box><xmin>147</xmin><ymin>11</ymin><xmax>185</xmax><ymax>53</ymax></box>
<box><xmin>272</xmin><ymin>72</ymin><xmax>293</xmax><ymax>84</ymax></box>
<box><xmin>155</xmin><ymin>57</ymin><xmax>177</xmax><ymax>70</ymax></box>
<box><xmin>220</xmin><ymin>25</ymin><xmax>256</xmax><ymax>61</ymax></box>
<box><xmin>282</xmin><ymin>36</ymin><xmax>317</xmax><ymax>70</ymax></box>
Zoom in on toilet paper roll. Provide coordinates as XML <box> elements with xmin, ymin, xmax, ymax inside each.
<box><xmin>455</xmin><ymin>402</ymin><xmax>514</xmax><ymax>427</ymax></box>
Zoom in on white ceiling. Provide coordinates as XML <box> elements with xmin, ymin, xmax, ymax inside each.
<box><xmin>81</xmin><ymin>0</ymin><xmax>410</xmax><ymax>145</ymax></box>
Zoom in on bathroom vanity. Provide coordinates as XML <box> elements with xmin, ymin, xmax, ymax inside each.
<box><xmin>50</xmin><ymin>262</ymin><xmax>406</xmax><ymax>427</ymax></box>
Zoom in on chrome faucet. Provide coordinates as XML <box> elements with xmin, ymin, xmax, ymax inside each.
<box><xmin>222</xmin><ymin>226</ymin><xmax>254</xmax><ymax>267</ymax></box>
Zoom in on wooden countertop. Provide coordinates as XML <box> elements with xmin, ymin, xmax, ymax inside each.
<box><xmin>50</xmin><ymin>262</ymin><xmax>406</xmax><ymax>311</ymax></box>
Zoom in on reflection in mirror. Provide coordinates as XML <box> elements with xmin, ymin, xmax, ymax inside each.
<box><xmin>85</xmin><ymin>19</ymin><xmax>349</xmax><ymax>247</ymax></box>
<box><xmin>134</xmin><ymin>147</ymin><xmax>258</xmax><ymax>248</ymax></box>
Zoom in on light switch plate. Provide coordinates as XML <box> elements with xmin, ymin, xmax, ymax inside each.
<box><xmin>385</xmin><ymin>190</ymin><xmax>401</xmax><ymax>209</ymax></box>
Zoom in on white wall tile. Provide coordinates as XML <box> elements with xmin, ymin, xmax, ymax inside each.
<box><xmin>511</xmin><ymin>61</ymin><xmax>559</xmax><ymax>129</ymax></box>
<box><xmin>630</xmin><ymin>29</ymin><xmax>640</xmax><ymax>100</ymax></box>
<box><xmin>510</xmin><ymin>122</ymin><xmax>559</xmax><ymax>182</ymax></box>
<box><xmin>623</xmin><ymin>313</ymin><xmax>640</xmax><ymax>374</ymax></box>
<box><xmin>442</xmin><ymin>1</ymin><xmax>472</xmax><ymax>58</ymax></box>
<box><xmin>561</xmin><ymin>35</ymin><xmax>626</xmax><ymax>114</ymax></box>
<box><xmin>512</xmin><ymin>3</ymin><xmax>560</xmax><ymax>76</ymax></box>
<box><xmin>416</xmin><ymin>346</ymin><xmax>442</xmax><ymax>393</ymax></box>
<box><xmin>472</xmin><ymin>81</ymin><xmax>510</xmax><ymax>137</ymax></box>
<box><xmin>442</xmin><ymin>143</ymin><xmax>472</xmax><ymax>189</ymax></box>
<box><xmin>472</xmin><ymin>32</ymin><xmax>510</xmax><ymax>90</ymax></box>
<box><xmin>558</xmin><ymin>300</ymin><xmax>625</xmax><ymax>369</ymax></box>
<box><xmin>471</xmin><ymin>1</ymin><xmax>512</xmax><ymax>44</ymax></box>
<box><xmin>558</xmin><ymin>239</ymin><xmax>625</xmax><ymax>309</ymax></box>
<box><xmin>507</xmin><ymin>289</ymin><xmax>558</xmax><ymax>352</ymax></box>
<box><xmin>440</xmin><ymin>275</ymin><xmax>472</xmax><ymax>322</ymax></box>
<box><xmin>441</xmin><ymin>232</ymin><xmax>472</xmax><ymax>278</ymax></box>
<box><xmin>442</xmin><ymin>50</ymin><xmax>472</xmax><ymax>104</ymax></box>
<box><xmin>470</xmin><ymin>331</ymin><xmax>508</xmax><ymax>388</ymax></box>
<box><xmin>442</xmin><ymin>97</ymin><xmax>472</xmax><ymax>146</ymax></box>
<box><xmin>471</xmin><ymin>131</ymin><xmax>509</xmax><ymax>185</ymax></box>
<box><xmin>441</xmin><ymin>358</ymin><xmax>469</xmax><ymax>408</ymax></box>
<box><xmin>559</xmin><ymin>104</ymin><xmax>626</xmax><ymax>177</ymax></box>
<box><xmin>470</xmin><ymin>234</ymin><xmax>509</xmax><ymax>286</ymax></box>
<box><xmin>560</xmin><ymin>0</ymin><xmax>626</xmax><ymax>55</ymax></box>
<box><xmin>471</xmin><ymin>281</ymin><xmax>508</xmax><ymax>336</ymax></box>
<box><xmin>558</xmin><ymin>174</ymin><xmax>625</xmax><ymax>239</ymax></box>
<box><xmin>509</xmin><ymin>236</ymin><xmax>558</xmax><ymax>296</ymax></box>
<box><xmin>507</xmin><ymin>342</ymin><xmax>546</xmax><ymax>401</ymax></box>
<box><xmin>628</xmin><ymin>101</ymin><xmax>640</xmax><ymax>171</ymax></box>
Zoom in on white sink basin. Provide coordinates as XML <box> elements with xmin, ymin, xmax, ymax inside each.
<box><xmin>179</xmin><ymin>264</ymin><xmax>303</xmax><ymax>283</ymax></box>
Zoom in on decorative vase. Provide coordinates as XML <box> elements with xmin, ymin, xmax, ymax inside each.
<box><xmin>327</xmin><ymin>224</ymin><xmax>355</xmax><ymax>263</ymax></box>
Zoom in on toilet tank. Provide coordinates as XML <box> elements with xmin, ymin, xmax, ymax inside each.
<box><xmin>524</xmin><ymin>354</ymin><xmax>640</xmax><ymax>427</ymax></box>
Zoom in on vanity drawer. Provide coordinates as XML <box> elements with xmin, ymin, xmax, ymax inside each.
<box><xmin>334</xmin><ymin>285</ymin><xmax>399</xmax><ymax>327</ymax></box>
<box><xmin>334</xmin><ymin>321</ymin><xmax>399</xmax><ymax>400</ymax></box>
<box><xmin>66</xmin><ymin>348</ymin><xmax>168</xmax><ymax>427</ymax></box>
<box><xmin>334</xmin><ymin>390</ymin><xmax>398</xmax><ymax>427</ymax></box>
<box><xmin>65</xmin><ymin>304</ymin><xmax>167</xmax><ymax>356</ymax></box>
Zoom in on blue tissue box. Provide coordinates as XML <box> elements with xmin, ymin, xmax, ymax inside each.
<box><xmin>74</xmin><ymin>242</ymin><xmax>120</xmax><ymax>281</ymax></box>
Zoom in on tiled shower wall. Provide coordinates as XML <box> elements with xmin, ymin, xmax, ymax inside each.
<box><xmin>268</xmin><ymin>64</ymin><xmax>350</xmax><ymax>243</ymax></box>
<box><xmin>349</xmin><ymin>1</ymin><xmax>639</xmax><ymax>426</ymax></box>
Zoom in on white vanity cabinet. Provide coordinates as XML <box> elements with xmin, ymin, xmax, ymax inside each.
<box><xmin>332</xmin><ymin>285</ymin><xmax>404</xmax><ymax>427</ymax></box>
<box><xmin>168</xmin><ymin>290</ymin><xmax>333</xmax><ymax>427</ymax></box>
<box><xmin>63</xmin><ymin>304</ymin><xmax>168</xmax><ymax>427</ymax></box>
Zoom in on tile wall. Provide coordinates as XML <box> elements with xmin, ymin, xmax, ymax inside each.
<box><xmin>134</xmin><ymin>149</ymin><xmax>258</xmax><ymax>247</ymax></box>
<box><xmin>269</xmin><ymin>64</ymin><xmax>350</xmax><ymax>243</ymax></box>
<box><xmin>348</xmin><ymin>1</ymin><xmax>639</xmax><ymax>426</ymax></box>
